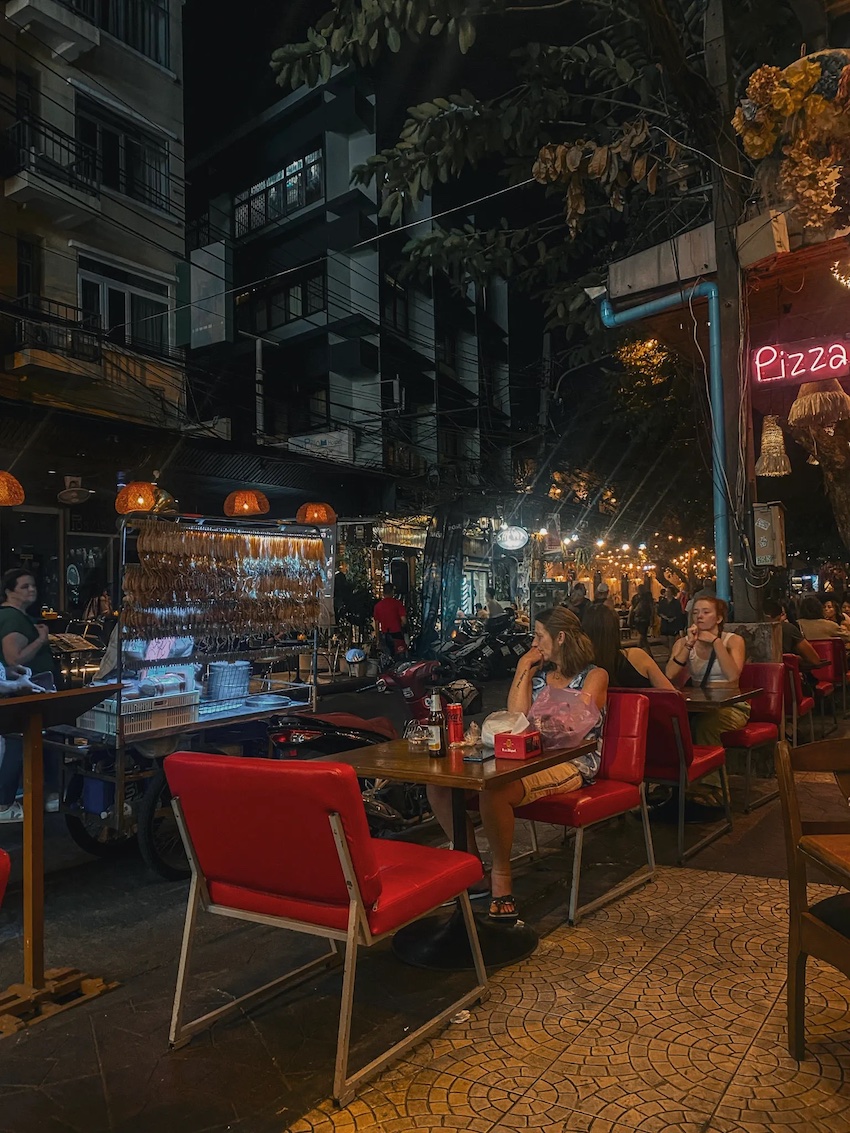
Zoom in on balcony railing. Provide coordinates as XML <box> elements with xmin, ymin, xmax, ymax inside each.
<box><xmin>6</xmin><ymin>115</ymin><xmax>100</xmax><ymax>198</ymax></box>
<box><xmin>12</xmin><ymin>296</ymin><xmax>102</xmax><ymax>362</ymax></box>
<box><xmin>56</xmin><ymin>0</ymin><xmax>170</xmax><ymax>67</ymax></box>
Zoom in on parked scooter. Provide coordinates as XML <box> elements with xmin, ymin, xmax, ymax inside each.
<box><xmin>269</xmin><ymin>660</ymin><xmax>482</xmax><ymax>836</ymax></box>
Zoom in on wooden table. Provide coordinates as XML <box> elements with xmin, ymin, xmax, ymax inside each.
<box><xmin>325</xmin><ymin>738</ymin><xmax>595</xmax><ymax>972</ymax></box>
<box><xmin>0</xmin><ymin>684</ymin><xmax>120</xmax><ymax>1034</ymax></box>
<box><xmin>681</xmin><ymin>686</ymin><xmax>762</xmax><ymax>710</ymax></box>
<box><xmin>799</xmin><ymin>834</ymin><xmax>850</xmax><ymax>890</ymax></box>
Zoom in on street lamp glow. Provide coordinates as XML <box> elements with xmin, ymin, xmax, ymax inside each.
<box><xmin>596</xmin><ymin>539</ymin><xmax>605</xmax><ymax>548</ymax></box>
<box><xmin>539</xmin><ymin>526</ymin><xmax>548</xmax><ymax>536</ymax></box>
<box><xmin>621</xmin><ymin>543</ymin><xmax>630</xmax><ymax>551</ymax></box>
<box><xmin>638</xmin><ymin>542</ymin><xmax>646</xmax><ymax>550</ymax></box>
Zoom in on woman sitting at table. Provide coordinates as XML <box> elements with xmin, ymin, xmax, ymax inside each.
<box><xmin>797</xmin><ymin>594</ymin><xmax>850</xmax><ymax>646</ymax></box>
<box><xmin>583</xmin><ymin>604</ymin><xmax>674</xmax><ymax>690</ymax></box>
<box><xmin>427</xmin><ymin>606</ymin><xmax>608</xmax><ymax>923</ymax></box>
<box><xmin>665</xmin><ymin>593</ymin><xmax>747</xmax><ymax>745</ymax></box>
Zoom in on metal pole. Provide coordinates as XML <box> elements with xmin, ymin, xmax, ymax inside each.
<box><xmin>255</xmin><ymin>337</ymin><xmax>265</xmax><ymax>439</ymax></box>
<box><xmin>599</xmin><ymin>283</ymin><xmax>731</xmax><ymax>602</ymax></box>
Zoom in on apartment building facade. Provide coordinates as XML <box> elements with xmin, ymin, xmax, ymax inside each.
<box><xmin>0</xmin><ymin>0</ymin><xmax>186</xmax><ymax>428</ymax></box>
<box><xmin>185</xmin><ymin>34</ymin><xmax>514</xmax><ymax>506</ymax></box>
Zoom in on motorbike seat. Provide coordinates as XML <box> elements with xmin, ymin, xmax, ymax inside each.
<box><xmin>293</xmin><ymin>711</ymin><xmax>398</xmax><ymax>741</ymax></box>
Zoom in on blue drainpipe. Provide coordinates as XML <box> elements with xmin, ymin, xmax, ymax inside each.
<box><xmin>599</xmin><ymin>282</ymin><xmax>730</xmax><ymax>603</ymax></box>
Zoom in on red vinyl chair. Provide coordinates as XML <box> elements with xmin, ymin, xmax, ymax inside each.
<box><xmin>515</xmin><ymin>691</ymin><xmax>654</xmax><ymax>925</ymax></box>
<box><xmin>641</xmin><ymin>688</ymin><xmax>732</xmax><ymax>865</ymax></box>
<box><xmin>0</xmin><ymin>848</ymin><xmax>9</xmax><ymax>910</ymax></box>
<box><xmin>808</xmin><ymin>640</ymin><xmax>840</xmax><ymax>734</ymax></box>
<box><xmin>783</xmin><ymin>653</ymin><xmax>816</xmax><ymax>747</ymax></box>
<box><xmin>720</xmin><ymin>662</ymin><xmax>784</xmax><ymax>813</ymax></box>
<box><xmin>164</xmin><ymin>753</ymin><xmax>487</xmax><ymax>1106</ymax></box>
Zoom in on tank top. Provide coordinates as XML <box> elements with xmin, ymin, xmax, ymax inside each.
<box><xmin>686</xmin><ymin>631</ymin><xmax>736</xmax><ymax>686</ymax></box>
<box><xmin>614</xmin><ymin>651</ymin><xmax>652</xmax><ymax>689</ymax></box>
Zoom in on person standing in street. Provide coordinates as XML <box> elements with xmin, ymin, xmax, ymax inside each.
<box><xmin>567</xmin><ymin>582</ymin><xmax>591</xmax><ymax>622</ymax></box>
<box><xmin>592</xmin><ymin>582</ymin><xmax>616</xmax><ymax>613</ymax></box>
<box><xmin>658</xmin><ymin>585</ymin><xmax>684</xmax><ymax>652</ymax></box>
<box><xmin>373</xmin><ymin>582</ymin><xmax>408</xmax><ymax>661</ymax></box>
<box><xmin>485</xmin><ymin>588</ymin><xmax>505</xmax><ymax>618</ymax></box>
<box><xmin>630</xmin><ymin>583</ymin><xmax>655</xmax><ymax>651</ymax></box>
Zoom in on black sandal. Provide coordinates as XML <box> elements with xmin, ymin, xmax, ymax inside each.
<box><xmin>488</xmin><ymin>895</ymin><xmax>518</xmax><ymax>922</ymax></box>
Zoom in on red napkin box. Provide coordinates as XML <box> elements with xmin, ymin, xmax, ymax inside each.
<box><xmin>494</xmin><ymin>730</ymin><xmax>542</xmax><ymax>760</ymax></box>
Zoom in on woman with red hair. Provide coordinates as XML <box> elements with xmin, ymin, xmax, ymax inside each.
<box><xmin>665</xmin><ymin>592</ymin><xmax>748</xmax><ymax>745</ymax></box>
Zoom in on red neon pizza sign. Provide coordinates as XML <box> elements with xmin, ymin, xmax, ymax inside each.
<box><xmin>752</xmin><ymin>338</ymin><xmax>850</xmax><ymax>385</ymax></box>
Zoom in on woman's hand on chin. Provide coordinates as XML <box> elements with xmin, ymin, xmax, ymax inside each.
<box><xmin>519</xmin><ymin>645</ymin><xmax>544</xmax><ymax>672</ymax></box>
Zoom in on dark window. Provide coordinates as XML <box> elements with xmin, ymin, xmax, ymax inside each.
<box><xmin>78</xmin><ymin>255</ymin><xmax>171</xmax><ymax>355</ymax></box>
<box><xmin>383</xmin><ymin>276</ymin><xmax>409</xmax><ymax>335</ymax></box>
<box><xmin>235</xmin><ymin>266</ymin><xmax>326</xmax><ymax>334</ymax></box>
<box><xmin>16</xmin><ymin>237</ymin><xmax>40</xmax><ymax>301</ymax></box>
<box><xmin>233</xmin><ymin>148</ymin><xmax>323</xmax><ymax>239</ymax></box>
<box><xmin>76</xmin><ymin>97</ymin><xmax>170</xmax><ymax>213</ymax></box>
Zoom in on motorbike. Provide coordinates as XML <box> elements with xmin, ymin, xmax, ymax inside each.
<box><xmin>269</xmin><ymin>659</ymin><xmax>482</xmax><ymax>837</ymax></box>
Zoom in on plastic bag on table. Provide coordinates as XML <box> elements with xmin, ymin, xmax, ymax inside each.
<box><xmin>527</xmin><ymin>685</ymin><xmax>600</xmax><ymax>750</ymax></box>
<box><xmin>481</xmin><ymin>711</ymin><xmax>530</xmax><ymax>747</ymax></box>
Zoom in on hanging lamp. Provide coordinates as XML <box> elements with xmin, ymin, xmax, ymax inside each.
<box><xmin>788</xmin><ymin>380</ymin><xmax>850</xmax><ymax>429</ymax></box>
<box><xmin>0</xmin><ymin>471</ymin><xmax>25</xmax><ymax>506</ymax></box>
<box><xmin>115</xmin><ymin>481</ymin><xmax>157</xmax><ymax>514</ymax></box>
<box><xmin>223</xmin><ymin>489</ymin><xmax>270</xmax><ymax>517</ymax></box>
<box><xmin>296</xmin><ymin>501</ymin><xmax>337</xmax><ymax>525</ymax></box>
<box><xmin>755</xmin><ymin>415</ymin><xmax>792</xmax><ymax>476</ymax></box>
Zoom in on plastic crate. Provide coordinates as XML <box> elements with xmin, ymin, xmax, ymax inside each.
<box><xmin>77</xmin><ymin>691</ymin><xmax>200</xmax><ymax>737</ymax></box>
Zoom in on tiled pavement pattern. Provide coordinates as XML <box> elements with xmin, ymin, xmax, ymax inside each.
<box><xmin>288</xmin><ymin>869</ymin><xmax>850</xmax><ymax>1133</ymax></box>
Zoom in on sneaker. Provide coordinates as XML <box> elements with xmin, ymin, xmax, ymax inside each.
<box><xmin>0</xmin><ymin>802</ymin><xmax>23</xmax><ymax>822</ymax></box>
<box><xmin>45</xmin><ymin>793</ymin><xmax>60</xmax><ymax>814</ymax></box>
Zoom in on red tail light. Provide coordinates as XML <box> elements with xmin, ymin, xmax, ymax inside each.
<box><xmin>271</xmin><ymin>728</ymin><xmax>324</xmax><ymax>745</ymax></box>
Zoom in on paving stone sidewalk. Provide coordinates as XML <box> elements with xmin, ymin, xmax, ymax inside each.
<box><xmin>289</xmin><ymin>868</ymin><xmax>850</xmax><ymax>1133</ymax></box>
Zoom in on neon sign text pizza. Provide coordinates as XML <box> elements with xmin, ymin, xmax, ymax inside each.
<box><xmin>752</xmin><ymin>339</ymin><xmax>850</xmax><ymax>385</ymax></box>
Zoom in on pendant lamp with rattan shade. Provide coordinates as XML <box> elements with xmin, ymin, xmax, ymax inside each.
<box><xmin>223</xmin><ymin>489</ymin><xmax>270</xmax><ymax>517</ymax></box>
<box><xmin>115</xmin><ymin>481</ymin><xmax>157</xmax><ymax>514</ymax></box>
<box><xmin>788</xmin><ymin>380</ymin><xmax>850</xmax><ymax>429</ymax></box>
<box><xmin>755</xmin><ymin>415</ymin><xmax>792</xmax><ymax>476</ymax></box>
<box><xmin>296</xmin><ymin>501</ymin><xmax>337</xmax><ymax>525</ymax></box>
<box><xmin>0</xmin><ymin>472</ymin><xmax>25</xmax><ymax>506</ymax></box>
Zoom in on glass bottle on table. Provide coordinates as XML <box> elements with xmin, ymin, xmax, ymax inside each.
<box><xmin>426</xmin><ymin>691</ymin><xmax>447</xmax><ymax>757</ymax></box>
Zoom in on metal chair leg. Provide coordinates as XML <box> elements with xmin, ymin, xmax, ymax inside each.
<box><xmin>567</xmin><ymin>827</ymin><xmax>584</xmax><ymax>925</ymax></box>
<box><xmin>808</xmin><ymin>709</ymin><xmax>815</xmax><ymax>743</ymax></box>
<box><xmin>677</xmin><ymin>772</ymin><xmax>687</xmax><ymax>867</ymax></box>
<box><xmin>744</xmin><ymin>748</ymin><xmax>752</xmax><ymax>814</ymax></box>
<box><xmin>333</xmin><ymin>922</ymin><xmax>360</xmax><ymax>1105</ymax></box>
<box><xmin>169</xmin><ymin>872</ymin><xmax>201</xmax><ymax>1046</ymax></box>
<box><xmin>640</xmin><ymin>790</ymin><xmax>656</xmax><ymax>874</ymax></box>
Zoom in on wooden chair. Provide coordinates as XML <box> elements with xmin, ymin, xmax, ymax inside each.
<box><xmin>807</xmin><ymin>640</ymin><xmax>839</xmax><ymax>735</ymax></box>
<box><xmin>164</xmin><ymin>752</ymin><xmax>487</xmax><ymax>1105</ymax></box>
<box><xmin>775</xmin><ymin>739</ymin><xmax>850</xmax><ymax>1059</ymax></box>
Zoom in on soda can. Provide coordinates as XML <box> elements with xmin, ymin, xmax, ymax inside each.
<box><xmin>446</xmin><ymin>702</ymin><xmax>464</xmax><ymax>746</ymax></box>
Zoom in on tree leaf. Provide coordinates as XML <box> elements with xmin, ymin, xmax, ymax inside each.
<box><xmin>646</xmin><ymin>161</ymin><xmax>658</xmax><ymax>194</ymax></box>
<box><xmin>387</xmin><ymin>26</ymin><xmax>401</xmax><ymax>53</ymax></box>
<box><xmin>566</xmin><ymin>145</ymin><xmax>583</xmax><ymax>172</ymax></box>
<box><xmin>458</xmin><ymin>18</ymin><xmax>476</xmax><ymax>54</ymax></box>
<box><xmin>615</xmin><ymin>57</ymin><xmax>635</xmax><ymax>83</ymax></box>
<box><xmin>588</xmin><ymin>144</ymin><xmax>609</xmax><ymax>179</ymax></box>
<box><xmin>632</xmin><ymin>153</ymin><xmax>648</xmax><ymax>183</ymax></box>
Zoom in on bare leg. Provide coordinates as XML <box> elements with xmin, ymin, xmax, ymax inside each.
<box><xmin>478</xmin><ymin>781</ymin><xmax>525</xmax><ymax>899</ymax></box>
<box><xmin>426</xmin><ymin>785</ymin><xmax>477</xmax><ymax>854</ymax></box>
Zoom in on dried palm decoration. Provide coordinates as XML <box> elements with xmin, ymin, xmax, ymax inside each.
<box><xmin>115</xmin><ymin>481</ymin><xmax>156</xmax><ymax>514</ymax></box>
<box><xmin>0</xmin><ymin>471</ymin><xmax>25</xmax><ymax>506</ymax></box>
<box><xmin>755</xmin><ymin>416</ymin><xmax>792</xmax><ymax>476</ymax></box>
<box><xmin>224</xmin><ymin>489</ymin><xmax>270</xmax><ymax>517</ymax></box>
<box><xmin>296</xmin><ymin>501</ymin><xmax>337</xmax><ymax>525</ymax></box>
<box><xmin>787</xmin><ymin>380</ymin><xmax>850</xmax><ymax>429</ymax></box>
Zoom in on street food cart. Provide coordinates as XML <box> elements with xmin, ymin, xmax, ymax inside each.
<box><xmin>47</xmin><ymin>514</ymin><xmax>326</xmax><ymax>877</ymax></box>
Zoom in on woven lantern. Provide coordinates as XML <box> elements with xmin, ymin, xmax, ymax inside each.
<box><xmin>755</xmin><ymin>416</ymin><xmax>792</xmax><ymax>477</ymax></box>
<box><xmin>115</xmin><ymin>481</ymin><xmax>156</xmax><ymax>514</ymax></box>
<box><xmin>0</xmin><ymin>471</ymin><xmax>25</xmax><ymax>506</ymax></box>
<box><xmin>296</xmin><ymin>501</ymin><xmax>337</xmax><ymax>525</ymax></box>
<box><xmin>223</xmin><ymin>489</ymin><xmax>270</xmax><ymax>517</ymax></box>
<box><xmin>788</xmin><ymin>380</ymin><xmax>850</xmax><ymax>429</ymax></box>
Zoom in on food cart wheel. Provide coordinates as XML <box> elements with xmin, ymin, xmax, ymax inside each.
<box><xmin>64</xmin><ymin>813</ymin><xmax>138</xmax><ymax>857</ymax></box>
<box><xmin>137</xmin><ymin>766</ymin><xmax>190</xmax><ymax>881</ymax></box>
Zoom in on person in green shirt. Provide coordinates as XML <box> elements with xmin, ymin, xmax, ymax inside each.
<box><xmin>0</xmin><ymin>569</ymin><xmax>55</xmax><ymax>679</ymax></box>
<box><xmin>0</xmin><ymin>569</ymin><xmax>59</xmax><ymax>823</ymax></box>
